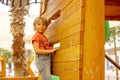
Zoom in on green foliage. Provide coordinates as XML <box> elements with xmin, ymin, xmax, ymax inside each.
<box><xmin>105</xmin><ymin>21</ymin><xmax>110</xmax><ymax>42</ymax></box>
<box><xmin>107</xmin><ymin>25</ymin><xmax>120</xmax><ymax>45</ymax></box>
<box><xmin>0</xmin><ymin>48</ymin><xmax>12</xmax><ymax>63</ymax></box>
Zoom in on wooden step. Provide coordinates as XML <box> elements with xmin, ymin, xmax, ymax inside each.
<box><xmin>0</xmin><ymin>76</ymin><xmax>38</xmax><ymax>80</ymax></box>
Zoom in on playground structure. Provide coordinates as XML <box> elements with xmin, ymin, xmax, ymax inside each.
<box><xmin>41</xmin><ymin>0</ymin><xmax>105</xmax><ymax>80</ymax></box>
<box><xmin>40</xmin><ymin>0</ymin><xmax>120</xmax><ymax>80</ymax></box>
<box><xmin>0</xmin><ymin>0</ymin><xmax>120</xmax><ymax>80</ymax></box>
<box><xmin>0</xmin><ymin>55</ymin><xmax>38</xmax><ymax>80</ymax></box>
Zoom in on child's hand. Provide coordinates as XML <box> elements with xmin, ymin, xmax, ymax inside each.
<box><xmin>51</xmin><ymin>48</ymin><xmax>59</xmax><ymax>57</ymax></box>
<box><xmin>53</xmin><ymin>48</ymin><xmax>59</xmax><ymax>52</ymax></box>
<box><xmin>51</xmin><ymin>48</ymin><xmax>59</xmax><ymax>53</ymax></box>
<box><xmin>54</xmin><ymin>47</ymin><xmax>59</xmax><ymax>51</ymax></box>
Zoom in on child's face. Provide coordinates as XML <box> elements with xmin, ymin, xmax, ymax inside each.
<box><xmin>35</xmin><ymin>20</ymin><xmax>47</xmax><ymax>33</ymax></box>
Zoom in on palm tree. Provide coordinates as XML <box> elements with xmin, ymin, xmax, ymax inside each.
<box><xmin>10</xmin><ymin>0</ymin><xmax>29</xmax><ymax>77</ymax></box>
<box><xmin>107</xmin><ymin>26</ymin><xmax>120</xmax><ymax>80</ymax></box>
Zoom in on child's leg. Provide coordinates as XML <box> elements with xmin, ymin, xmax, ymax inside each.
<box><xmin>41</xmin><ymin>60</ymin><xmax>51</xmax><ymax>80</ymax></box>
<box><xmin>35</xmin><ymin>54</ymin><xmax>51</xmax><ymax>80</ymax></box>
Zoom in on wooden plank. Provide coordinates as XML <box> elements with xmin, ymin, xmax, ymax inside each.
<box><xmin>42</xmin><ymin>0</ymin><xmax>73</xmax><ymax>20</ymax></box>
<box><xmin>52</xmin><ymin>70</ymin><xmax>81</xmax><ymax>80</ymax></box>
<box><xmin>83</xmin><ymin>0</ymin><xmax>105</xmax><ymax>79</ymax></box>
<box><xmin>52</xmin><ymin>61</ymin><xmax>82</xmax><ymax>70</ymax></box>
<box><xmin>60</xmin><ymin>32</ymin><xmax>80</xmax><ymax>49</ymax></box>
<box><xmin>0</xmin><ymin>72</ymin><xmax>2</xmax><ymax>77</ymax></box>
<box><xmin>46</xmin><ymin>17</ymin><xmax>62</xmax><ymax>32</ymax></box>
<box><xmin>62</xmin><ymin>9</ymin><xmax>82</xmax><ymax>31</ymax></box>
<box><xmin>105</xmin><ymin>0</ymin><xmax>120</xmax><ymax>20</ymax></box>
<box><xmin>105</xmin><ymin>0</ymin><xmax>120</xmax><ymax>6</ymax></box>
<box><xmin>105</xmin><ymin>16</ymin><xmax>120</xmax><ymax>20</ymax></box>
<box><xmin>26</xmin><ymin>55</ymin><xmax>35</xmax><ymax>76</ymax></box>
<box><xmin>48</xmin><ymin>23</ymin><xmax>82</xmax><ymax>43</ymax></box>
<box><xmin>61</xmin><ymin>24</ymin><xmax>81</xmax><ymax>39</ymax></box>
<box><xmin>52</xmin><ymin>45</ymin><xmax>82</xmax><ymax>62</ymax></box>
<box><xmin>105</xmin><ymin>6</ymin><xmax>120</xmax><ymax>16</ymax></box>
<box><xmin>62</xmin><ymin>0</ymin><xmax>82</xmax><ymax>20</ymax></box>
<box><xmin>45</xmin><ymin>17</ymin><xmax>62</xmax><ymax>39</ymax></box>
<box><xmin>0</xmin><ymin>77</ymin><xmax>38</xmax><ymax>80</ymax></box>
<box><xmin>44</xmin><ymin>1</ymin><xmax>83</xmax><ymax>43</ymax></box>
<box><xmin>43</xmin><ymin>0</ymin><xmax>62</xmax><ymax>17</ymax></box>
<box><xmin>26</xmin><ymin>65</ymin><xmax>35</xmax><ymax>76</ymax></box>
<box><xmin>48</xmin><ymin>33</ymin><xmax>62</xmax><ymax>44</ymax></box>
<box><xmin>60</xmin><ymin>0</ymin><xmax>73</xmax><ymax>10</ymax></box>
<box><xmin>0</xmin><ymin>56</ymin><xmax>6</xmax><ymax>77</ymax></box>
<box><xmin>47</xmin><ymin>0</ymin><xmax>61</xmax><ymax>13</ymax></box>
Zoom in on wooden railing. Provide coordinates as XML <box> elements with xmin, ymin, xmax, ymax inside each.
<box><xmin>105</xmin><ymin>54</ymin><xmax>120</xmax><ymax>70</ymax></box>
<box><xmin>0</xmin><ymin>56</ymin><xmax>6</xmax><ymax>77</ymax></box>
<box><xmin>26</xmin><ymin>55</ymin><xmax>35</xmax><ymax>76</ymax></box>
<box><xmin>0</xmin><ymin>76</ymin><xmax>38</xmax><ymax>80</ymax></box>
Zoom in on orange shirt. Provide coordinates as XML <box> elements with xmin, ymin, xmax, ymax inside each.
<box><xmin>32</xmin><ymin>32</ymin><xmax>51</xmax><ymax>49</ymax></box>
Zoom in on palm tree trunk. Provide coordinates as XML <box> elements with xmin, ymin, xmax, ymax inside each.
<box><xmin>10</xmin><ymin>0</ymin><xmax>29</xmax><ymax>77</ymax></box>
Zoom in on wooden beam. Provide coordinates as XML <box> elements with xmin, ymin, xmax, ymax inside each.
<box><xmin>0</xmin><ymin>56</ymin><xmax>6</xmax><ymax>77</ymax></box>
<box><xmin>105</xmin><ymin>54</ymin><xmax>120</xmax><ymax>70</ymax></box>
<box><xmin>0</xmin><ymin>77</ymin><xmax>38</xmax><ymax>80</ymax></box>
<box><xmin>83</xmin><ymin>0</ymin><xmax>105</xmax><ymax>80</ymax></box>
<box><xmin>105</xmin><ymin>16</ymin><xmax>120</xmax><ymax>20</ymax></box>
<box><xmin>26</xmin><ymin>55</ymin><xmax>35</xmax><ymax>76</ymax></box>
<box><xmin>105</xmin><ymin>0</ymin><xmax>120</xmax><ymax>6</ymax></box>
<box><xmin>105</xmin><ymin>6</ymin><xmax>120</xmax><ymax>16</ymax></box>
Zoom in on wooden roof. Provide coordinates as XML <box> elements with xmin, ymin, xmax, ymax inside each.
<box><xmin>105</xmin><ymin>0</ymin><xmax>120</xmax><ymax>20</ymax></box>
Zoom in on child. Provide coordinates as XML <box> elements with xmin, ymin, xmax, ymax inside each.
<box><xmin>32</xmin><ymin>17</ymin><xmax>58</xmax><ymax>80</ymax></box>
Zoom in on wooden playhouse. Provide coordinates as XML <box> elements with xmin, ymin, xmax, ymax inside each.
<box><xmin>0</xmin><ymin>0</ymin><xmax>120</xmax><ymax>80</ymax></box>
<box><xmin>40</xmin><ymin>0</ymin><xmax>120</xmax><ymax>80</ymax></box>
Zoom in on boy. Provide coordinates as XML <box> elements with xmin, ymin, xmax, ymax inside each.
<box><xmin>32</xmin><ymin>17</ymin><xmax>58</xmax><ymax>80</ymax></box>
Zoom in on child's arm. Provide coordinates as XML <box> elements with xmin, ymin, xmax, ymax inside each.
<box><xmin>33</xmin><ymin>41</ymin><xmax>57</xmax><ymax>54</ymax></box>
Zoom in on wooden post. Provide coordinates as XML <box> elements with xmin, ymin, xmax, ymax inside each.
<box><xmin>82</xmin><ymin>0</ymin><xmax>105</xmax><ymax>80</ymax></box>
<box><xmin>0</xmin><ymin>56</ymin><xmax>6</xmax><ymax>77</ymax></box>
<box><xmin>26</xmin><ymin>55</ymin><xmax>35</xmax><ymax>76</ymax></box>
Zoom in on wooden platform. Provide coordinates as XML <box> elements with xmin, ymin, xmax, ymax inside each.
<box><xmin>0</xmin><ymin>76</ymin><xmax>38</xmax><ymax>80</ymax></box>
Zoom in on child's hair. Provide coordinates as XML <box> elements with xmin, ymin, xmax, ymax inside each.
<box><xmin>33</xmin><ymin>17</ymin><xmax>48</xmax><ymax>28</ymax></box>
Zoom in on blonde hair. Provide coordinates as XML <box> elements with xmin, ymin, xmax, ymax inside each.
<box><xmin>33</xmin><ymin>17</ymin><xmax>48</xmax><ymax>28</ymax></box>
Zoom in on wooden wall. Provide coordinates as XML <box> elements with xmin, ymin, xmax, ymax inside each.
<box><xmin>41</xmin><ymin>0</ymin><xmax>105</xmax><ymax>80</ymax></box>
